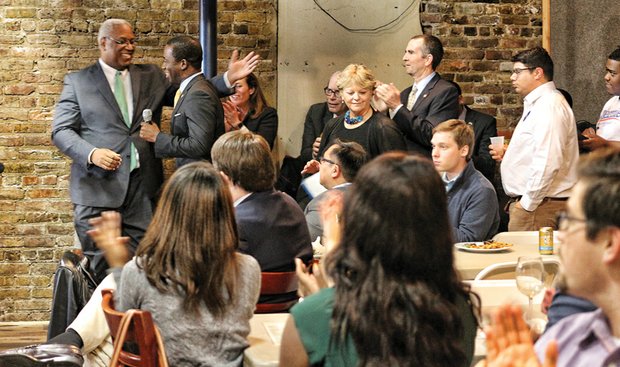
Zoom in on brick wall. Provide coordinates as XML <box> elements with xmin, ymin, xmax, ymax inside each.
<box><xmin>0</xmin><ymin>0</ymin><xmax>539</xmax><ymax>321</ymax></box>
<box><xmin>422</xmin><ymin>0</ymin><xmax>543</xmax><ymax>130</ymax></box>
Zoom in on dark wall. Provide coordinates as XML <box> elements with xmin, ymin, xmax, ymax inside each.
<box><xmin>551</xmin><ymin>0</ymin><xmax>620</xmax><ymax>122</ymax></box>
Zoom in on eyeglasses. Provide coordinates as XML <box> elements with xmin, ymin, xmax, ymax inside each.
<box><xmin>318</xmin><ymin>156</ymin><xmax>337</xmax><ymax>165</ymax></box>
<box><xmin>324</xmin><ymin>87</ymin><xmax>340</xmax><ymax>97</ymax></box>
<box><xmin>511</xmin><ymin>67</ymin><xmax>536</xmax><ymax>75</ymax></box>
<box><xmin>106</xmin><ymin>36</ymin><xmax>137</xmax><ymax>46</ymax></box>
<box><xmin>556</xmin><ymin>211</ymin><xmax>587</xmax><ymax>230</ymax></box>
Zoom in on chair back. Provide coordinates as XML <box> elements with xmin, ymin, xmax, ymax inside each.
<box><xmin>473</xmin><ymin>258</ymin><xmax>561</xmax><ymax>286</ymax></box>
<box><xmin>101</xmin><ymin>289</ymin><xmax>167</xmax><ymax>367</ymax></box>
<box><xmin>255</xmin><ymin>272</ymin><xmax>298</xmax><ymax>313</ymax></box>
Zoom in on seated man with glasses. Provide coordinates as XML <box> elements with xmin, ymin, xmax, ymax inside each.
<box><xmin>479</xmin><ymin>148</ymin><xmax>620</xmax><ymax>367</ymax></box>
<box><xmin>304</xmin><ymin>139</ymin><xmax>367</xmax><ymax>242</ymax></box>
<box><xmin>300</xmin><ymin>71</ymin><xmax>349</xmax><ymax>164</ymax></box>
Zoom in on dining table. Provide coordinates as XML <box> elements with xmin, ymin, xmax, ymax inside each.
<box><xmin>244</xmin><ymin>313</ymin><xmax>288</xmax><ymax>367</ymax></box>
<box><xmin>244</xmin><ymin>232</ymin><xmax>558</xmax><ymax>367</ymax></box>
<box><xmin>243</xmin><ymin>292</ymin><xmax>545</xmax><ymax>367</ymax></box>
<box><xmin>454</xmin><ymin>232</ymin><xmax>560</xmax><ymax>280</ymax></box>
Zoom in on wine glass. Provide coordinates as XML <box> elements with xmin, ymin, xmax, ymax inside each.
<box><xmin>515</xmin><ymin>256</ymin><xmax>545</xmax><ymax>324</ymax></box>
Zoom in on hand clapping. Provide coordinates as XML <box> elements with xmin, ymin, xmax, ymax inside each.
<box><xmin>87</xmin><ymin>211</ymin><xmax>130</xmax><ymax>268</ymax></box>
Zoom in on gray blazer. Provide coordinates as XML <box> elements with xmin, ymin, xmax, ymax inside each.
<box><xmin>52</xmin><ymin>62</ymin><xmax>175</xmax><ymax>207</ymax></box>
<box><xmin>154</xmin><ymin>74</ymin><xmax>226</xmax><ymax>166</ymax></box>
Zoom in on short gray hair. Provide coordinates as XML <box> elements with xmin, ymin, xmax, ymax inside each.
<box><xmin>97</xmin><ymin>19</ymin><xmax>132</xmax><ymax>43</ymax></box>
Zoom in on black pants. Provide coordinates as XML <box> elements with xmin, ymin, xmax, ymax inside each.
<box><xmin>73</xmin><ymin>169</ymin><xmax>153</xmax><ymax>284</ymax></box>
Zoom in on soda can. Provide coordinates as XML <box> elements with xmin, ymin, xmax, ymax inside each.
<box><xmin>539</xmin><ymin>227</ymin><xmax>554</xmax><ymax>255</ymax></box>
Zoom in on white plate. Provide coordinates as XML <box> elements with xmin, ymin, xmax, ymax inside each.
<box><xmin>454</xmin><ymin>242</ymin><xmax>513</xmax><ymax>253</ymax></box>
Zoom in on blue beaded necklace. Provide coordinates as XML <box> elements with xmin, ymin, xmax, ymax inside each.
<box><xmin>344</xmin><ymin>110</ymin><xmax>364</xmax><ymax>125</ymax></box>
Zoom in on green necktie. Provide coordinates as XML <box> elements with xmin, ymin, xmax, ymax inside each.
<box><xmin>114</xmin><ymin>71</ymin><xmax>137</xmax><ymax>171</ymax></box>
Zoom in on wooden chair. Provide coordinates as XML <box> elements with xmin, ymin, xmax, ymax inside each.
<box><xmin>255</xmin><ymin>272</ymin><xmax>299</xmax><ymax>313</ymax></box>
<box><xmin>101</xmin><ymin>289</ymin><xmax>167</xmax><ymax>367</ymax></box>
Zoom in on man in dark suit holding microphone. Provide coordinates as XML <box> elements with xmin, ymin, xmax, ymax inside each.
<box><xmin>139</xmin><ymin>36</ymin><xmax>235</xmax><ymax>166</ymax></box>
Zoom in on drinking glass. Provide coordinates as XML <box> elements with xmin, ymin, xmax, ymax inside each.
<box><xmin>515</xmin><ymin>256</ymin><xmax>545</xmax><ymax>323</ymax></box>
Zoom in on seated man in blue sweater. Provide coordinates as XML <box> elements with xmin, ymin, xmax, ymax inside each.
<box><xmin>431</xmin><ymin>119</ymin><xmax>499</xmax><ymax>242</ymax></box>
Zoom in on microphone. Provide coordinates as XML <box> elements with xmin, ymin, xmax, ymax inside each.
<box><xmin>142</xmin><ymin>109</ymin><xmax>153</xmax><ymax>124</ymax></box>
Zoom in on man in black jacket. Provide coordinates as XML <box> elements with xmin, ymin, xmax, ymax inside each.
<box><xmin>448</xmin><ymin>80</ymin><xmax>497</xmax><ymax>183</ymax></box>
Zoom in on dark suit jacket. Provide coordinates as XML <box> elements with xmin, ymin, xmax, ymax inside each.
<box><xmin>464</xmin><ymin>106</ymin><xmax>497</xmax><ymax>183</ymax></box>
<box><xmin>243</xmin><ymin>106</ymin><xmax>278</xmax><ymax>149</ymax></box>
<box><xmin>393</xmin><ymin>73</ymin><xmax>459</xmax><ymax>156</ymax></box>
<box><xmin>235</xmin><ymin>189</ymin><xmax>313</xmax><ymax>272</ymax></box>
<box><xmin>52</xmin><ymin>62</ymin><xmax>174</xmax><ymax>207</ymax></box>
<box><xmin>154</xmin><ymin>74</ymin><xmax>225</xmax><ymax>166</ymax></box>
<box><xmin>300</xmin><ymin>102</ymin><xmax>337</xmax><ymax>163</ymax></box>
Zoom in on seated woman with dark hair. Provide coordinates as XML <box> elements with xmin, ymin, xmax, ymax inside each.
<box><xmin>90</xmin><ymin>162</ymin><xmax>260</xmax><ymax>366</ymax></box>
<box><xmin>281</xmin><ymin>152</ymin><xmax>479</xmax><ymax>367</ymax></box>
<box><xmin>222</xmin><ymin>72</ymin><xmax>278</xmax><ymax>149</ymax></box>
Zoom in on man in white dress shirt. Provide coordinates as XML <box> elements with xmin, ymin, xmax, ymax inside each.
<box><xmin>581</xmin><ymin>46</ymin><xmax>620</xmax><ymax>151</ymax></box>
<box><xmin>490</xmin><ymin>47</ymin><xmax>579</xmax><ymax>231</ymax></box>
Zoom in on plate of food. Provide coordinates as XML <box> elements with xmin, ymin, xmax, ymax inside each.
<box><xmin>454</xmin><ymin>240</ymin><xmax>513</xmax><ymax>253</ymax></box>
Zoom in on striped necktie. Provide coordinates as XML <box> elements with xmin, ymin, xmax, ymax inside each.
<box><xmin>114</xmin><ymin>71</ymin><xmax>137</xmax><ymax>171</ymax></box>
<box><xmin>406</xmin><ymin>84</ymin><xmax>419</xmax><ymax>111</ymax></box>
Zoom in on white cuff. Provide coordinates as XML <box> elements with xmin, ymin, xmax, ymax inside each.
<box><xmin>389</xmin><ymin>104</ymin><xmax>403</xmax><ymax>119</ymax></box>
<box><xmin>87</xmin><ymin>148</ymin><xmax>97</xmax><ymax>165</ymax></box>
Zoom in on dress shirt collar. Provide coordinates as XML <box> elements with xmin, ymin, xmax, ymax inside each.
<box><xmin>523</xmin><ymin>81</ymin><xmax>557</xmax><ymax>110</ymax></box>
<box><xmin>233</xmin><ymin>192</ymin><xmax>252</xmax><ymax>207</ymax></box>
<box><xmin>99</xmin><ymin>58</ymin><xmax>128</xmax><ymax>81</ymax></box>
<box><xmin>459</xmin><ymin>106</ymin><xmax>467</xmax><ymax>121</ymax></box>
<box><xmin>442</xmin><ymin>171</ymin><xmax>460</xmax><ymax>192</ymax></box>
<box><xmin>413</xmin><ymin>71</ymin><xmax>437</xmax><ymax>95</ymax></box>
<box><xmin>577</xmin><ymin>309</ymin><xmax>617</xmax><ymax>351</ymax></box>
<box><xmin>333</xmin><ymin>182</ymin><xmax>351</xmax><ymax>190</ymax></box>
<box><xmin>179</xmin><ymin>72</ymin><xmax>202</xmax><ymax>94</ymax></box>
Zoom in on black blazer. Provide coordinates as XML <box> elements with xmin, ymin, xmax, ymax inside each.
<box><xmin>392</xmin><ymin>73</ymin><xmax>459</xmax><ymax>156</ymax></box>
<box><xmin>154</xmin><ymin>74</ymin><xmax>225</xmax><ymax>167</ymax></box>
<box><xmin>243</xmin><ymin>106</ymin><xmax>278</xmax><ymax>149</ymax></box>
<box><xmin>300</xmin><ymin>102</ymin><xmax>338</xmax><ymax>163</ymax></box>
<box><xmin>464</xmin><ymin>106</ymin><xmax>497</xmax><ymax>183</ymax></box>
<box><xmin>235</xmin><ymin>189</ymin><xmax>313</xmax><ymax>272</ymax></box>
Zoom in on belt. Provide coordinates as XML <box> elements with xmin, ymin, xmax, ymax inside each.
<box><xmin>509</xmin><ymin>196</ymin><xmax>568</xmax><ymax>202</ymax></box>
<box><xmin>543</xmin><ymin>197</ymin><xmax>568</xmax><ymax>201</ymax></box>
<box><xmin>505</xmin><ymin>196</ymin><xmax>567</xmax><ymax>212</ymax></box>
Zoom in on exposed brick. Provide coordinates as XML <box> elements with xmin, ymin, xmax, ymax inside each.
<box><xmin>0</xmin><ymin>263</ymin><xmax>29</xmax><ymax>275</ymax></box>
<box><xmin>22</xmin><ymin>176</ymin><xmax>39</xmax><ymax>185</ymax></box>
<box><xmin>235</xmin><ymin>12</ymin><xmax>266</xmax><ymax>23</ymax></box>
<box><xmin>469</xmin><ymin>38</ymin><xmax>499</xmax><ymax>48</ymax></box>
<box><xmin>4</xmin><ymin>8</ymin><xmax>38</xmax><ymax>18</ymax></box>
<box><xmin>4</xmin><ymin>84</ymin><xmax>36</xmax><ymax>95</ymax></box>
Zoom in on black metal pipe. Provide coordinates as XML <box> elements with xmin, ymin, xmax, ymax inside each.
<box><xmin>200</xmin><ymin>0</ymin><xmax>217</xmax><ymax>77</ymax></box>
